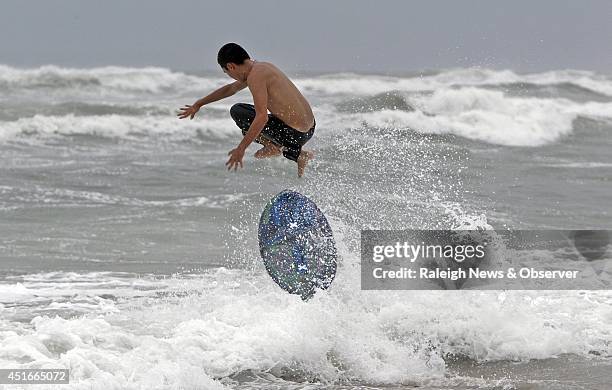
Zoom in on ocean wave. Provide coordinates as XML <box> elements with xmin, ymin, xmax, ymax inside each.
<box><xmin>335</xmin><ymin>91</ymin><xmax>415</xmax><ymax>113</ymax></box>
<box><xmin>0</xmin><ymin>64</ymin><xmax>223</xmax><ymax>95</ymax></box>
<box><xmin>539</xmin><ymin>162</ymin><xmax>612</xmax><ymax>169</ymax></box>
<box><xmin>296</xmin><ymin>68</ymin><xmax>612</xmax><ymax>98</ymax></box>
<box><xmin>0</xmin><ymin>185</ymin><xmax>249</xmax><ymax>209</ymax></box>
<box><xmin>3</xmin><ymin>64</ymin><xmax>612</xmax><ymax>100</ymax></box>
<box><xmin>323</xmin><ymin>88</ymin><xmax>612</xmax><ymax>146</ymax></box>
<box><xmin>0</xmin><ymin>102</ymin><xmax>174</xmax><ymax>122</ymax></box>
<box><xmin>486</xmin><ymin>81</ymin><xmax>612</xmax><ymax>102</ymax></box>
<box><xmin>0</xmin><ymin>114</ymin><xmax>238</xmax><ymax>142</ymax></box>
<box><xmin>2</xmin><ymin>88</ymin><xmax>611</xmax><ymax>147</ymax></box>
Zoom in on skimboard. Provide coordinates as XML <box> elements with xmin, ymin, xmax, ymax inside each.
<box><xmin>258</xmin><ymin>190</ymin><xmax>337</xmax><ymax>300</ymax></box>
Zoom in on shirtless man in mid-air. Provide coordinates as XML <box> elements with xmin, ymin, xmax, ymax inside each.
<box><xmin>177</xmin><ymin>43</ymin><xmax>315</xmax><ymax>177</ymax></box>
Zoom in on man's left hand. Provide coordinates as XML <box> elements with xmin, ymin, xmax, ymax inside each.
<box><xmin>226</xmin><ymin>147</ymin><xmax>245</xmax><ymax>171</ymax></box>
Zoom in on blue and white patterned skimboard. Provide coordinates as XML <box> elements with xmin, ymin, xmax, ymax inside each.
<box><xmin>258</xmin><ymin>190</ymin><xmax>337</xmax><ymax>300</ymax></box>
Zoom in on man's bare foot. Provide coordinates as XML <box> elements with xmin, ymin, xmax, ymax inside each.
<box><xmin>254</xmin><ymin>144</ymin><xmax>282</xmax><ymax>159</ymax></box>
<box><xmin>297</xmin><ymin>150</ymin><xmax>314</xmax><ymax>178</ymax></box>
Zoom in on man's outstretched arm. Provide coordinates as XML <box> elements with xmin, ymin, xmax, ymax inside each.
<box><xmin>178</xmin><ymin>80</ymin><xmax>247</xmax><ymax>119</ymax></box>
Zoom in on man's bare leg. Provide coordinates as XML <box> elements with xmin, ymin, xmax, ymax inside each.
<box><xmin>297</xmin><ymin>149</ymin><xmax>314</xmax><ymax>178</ymax></box>
<box><xmin>254</xmin><ymin>137</ymin><xmax>282</xmax><ymax>159</ymax></box>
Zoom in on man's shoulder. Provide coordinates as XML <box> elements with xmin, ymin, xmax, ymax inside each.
<box><xmin>250</xmin><ymin>62</ymin><xmax>281</xmax><ymax>80</ymax></box>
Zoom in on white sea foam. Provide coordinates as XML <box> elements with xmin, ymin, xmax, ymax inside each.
<box><xmin>0</xmin><ymin>267</ymin><xmax>610</xmax><ymax>388</ymax></box>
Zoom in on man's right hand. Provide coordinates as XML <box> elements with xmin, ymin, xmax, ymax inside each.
<box><xmin>177</xmin><ymin>104</ymin><xmax>200</xmax><ymax>120</ymax></box>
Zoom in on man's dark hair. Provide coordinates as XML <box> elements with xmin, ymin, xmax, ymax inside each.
<box><xmin>217</xmin><ymin>43</ymin><xmax>250</xmax><ymax>69</ymax></box>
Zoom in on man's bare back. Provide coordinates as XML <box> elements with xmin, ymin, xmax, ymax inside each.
<box><xmin>177</xmin><ymin>43</ymin><xmax>315</xmax><ymax>177</ymax></box>
<box><xmin>249</xmin><ymin>62</ymin><xmax>314</xmax><ymax>132</ymax></box>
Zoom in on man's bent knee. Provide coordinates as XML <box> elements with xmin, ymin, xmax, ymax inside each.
<box><xmin>229</xmin><ymin>103</ymin><xmax>242</xmax><ymax>122</ymax></box>
<box><xmin>230</xmin><ymin>103</ymin><xmax>254</xmax><ymax>122</ymax></box>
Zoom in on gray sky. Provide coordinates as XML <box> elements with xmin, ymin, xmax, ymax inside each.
<box><xmin>1</xmin><ymin>0</ymin><xmax>611</xmax><ymax>73</ymax></box>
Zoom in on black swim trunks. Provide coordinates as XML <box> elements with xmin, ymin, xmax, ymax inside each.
<box><xmin>230</xmin><ymin>103</ymin><xmax>315</xmax><ymax>162</ymax></box>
